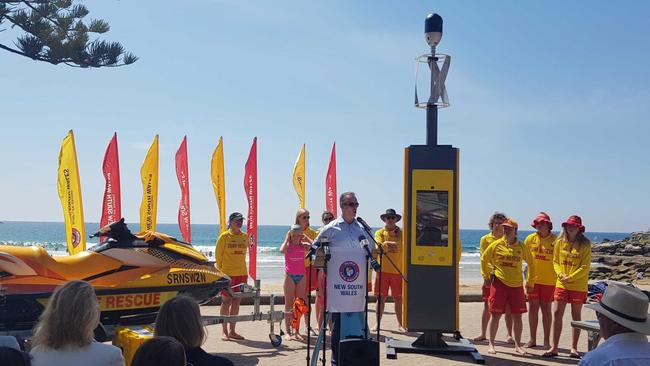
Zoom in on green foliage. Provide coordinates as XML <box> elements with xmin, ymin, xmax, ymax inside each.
<box><xmin>0</xmin><ymin>0</ymin><xmax>137</xmax><ymax>67</ymax></box>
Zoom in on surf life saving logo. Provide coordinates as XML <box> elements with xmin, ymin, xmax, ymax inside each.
<box><xmin>71</xmin><ymin>228</ymin><xmax>81</xmax><ymax>248</ymax></box>
<box><xmin>339</xmin><ymin>261</ymin><xmax>360</xmax><ymax>282</ymax></box>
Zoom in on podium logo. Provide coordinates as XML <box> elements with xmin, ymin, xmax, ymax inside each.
<box><xmin>339</xmin><ymin>261</ymin><xmax>360</xmax><ymax>282</ymax></box>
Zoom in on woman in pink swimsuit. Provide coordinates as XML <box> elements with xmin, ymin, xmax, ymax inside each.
<box><xmin>280</xmin><ymin>224</ymin><xmax>312</xmax><ymax>340</ymax></box>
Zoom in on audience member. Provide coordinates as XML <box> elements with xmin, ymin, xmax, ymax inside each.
<box><xmin>131</xmin><ymin>337</ymin><xmax>185</xmax><ymax>366</ymax></box>
<box><xmin>155</xmin><ymin>295</ymin><xmax>234</xmax><ymax>366</ymax></box>
<box><xmin>29</xmin><ymin>280</ymin><xmax>124</xmax><ymax>366</ymax></box>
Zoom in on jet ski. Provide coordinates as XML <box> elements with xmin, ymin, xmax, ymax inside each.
<box><xmin>0</xmin><ymin>219</ymin><xmax>230</xmax><ymax>331</ymax></box>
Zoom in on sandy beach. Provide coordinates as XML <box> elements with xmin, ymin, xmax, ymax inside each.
<box><xmin>197</xmin><ymin>281</ymin><xmax>650</xmax><ymax>365</ymax></box>
<box><xmin>198</xmin><ymin>301</ymin><xmax>616</xmax><ymax>366</ymax></box>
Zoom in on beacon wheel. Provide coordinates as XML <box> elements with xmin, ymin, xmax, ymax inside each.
<box><xmin>269</xmin><ymin>333</ymin><xmax>282</xmax><ymax>347</ymax></box>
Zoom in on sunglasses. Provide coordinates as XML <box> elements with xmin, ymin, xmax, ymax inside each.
<box><xmin>343</xmin><ymin>202</ymin><xmax>359</xmax><ymax>208</ymax></box>
<box><xmin>301</xmin><ymin>215</ymin><xmax>310</xmax><ymax>220</ymax></box>
<box><xmin>323</xmin><ymin>217</ymin><xmax>334</xmax><ymax>222</ymax></box>
<box><xmin>385</xmin><ymin>216</ymin><xmax>397</xmax><ymax>220</ymax></box>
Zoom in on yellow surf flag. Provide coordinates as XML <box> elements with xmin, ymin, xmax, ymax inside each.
<box><xmin>57</xmin><ymin>130</ymin><xmax>86</xmax><ymax>255</ymax></box>
<box><xmin>292</xmin><ymin>144</ymin><xmax>306</xmax><ymax>208</ymax></box>
<box><xmin>140</xmin><ymin>135</ymin><xmax>159</xmax><ymax>232</ymax></box>
<box><xmin>210</xmin><ymin>137</ymin><xmax>227</xmax><ymax>234</ymax></box>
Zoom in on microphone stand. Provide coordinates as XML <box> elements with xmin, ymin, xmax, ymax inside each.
<box><xmin>364</xmin><ymin>246</ymin><xmax>371</xmax><ymax>340</ymax></box>
<box><xmin>306</xmin><ymin>251</ymin><xmax>313</xmax><ymax>366</ymax></box>
<box><xmin>321</xmin><ymin>241</ymin><xmax>330</xmax><ymax>366</ymax></box>
<box><xmin>306</xmin><ymin>239</ymin><xmax>331</xmax><ymax>366</ymax></box>
<box><xmin>357</xmin><ymin>220</ymin><xmax>408</xmax><ymax>343</ymax></box>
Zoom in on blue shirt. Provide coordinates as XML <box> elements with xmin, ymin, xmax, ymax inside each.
<box><xmin>315</xmin><ymin>217</ymin><xmax>376</xmax><ymax>251</ymax></box>
<box><xmin>315</xmin><ymin>216</ymin><xmax>375</xmax><ymax>337</ymax></box>
<box><xmin>578</xmin><ymin>332</ymin><xmax>650</xmax><ymax>366</ymax></box>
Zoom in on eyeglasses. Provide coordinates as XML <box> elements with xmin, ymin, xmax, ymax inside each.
<box><xmin>342</xmin><ymin>202</ymin><xmax>359</xmax><ymax>208</ymax></box>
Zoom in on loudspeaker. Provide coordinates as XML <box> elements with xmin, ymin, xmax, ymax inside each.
<box><xmin>338</xmin><ymin>339</ymin><xmax>379</xmax><ymax>366</ymax></box>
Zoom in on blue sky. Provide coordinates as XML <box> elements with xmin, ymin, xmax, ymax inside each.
<box><xmin>1</xmin><ymin>1</ymin><xmax>649</xmax><ymax>232</ymax></box>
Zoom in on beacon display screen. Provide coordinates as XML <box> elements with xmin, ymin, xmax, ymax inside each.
<box><xmin>415</xmin><ymin>190</ymin><xmax>449</xmax><ymax>247</ymax></box>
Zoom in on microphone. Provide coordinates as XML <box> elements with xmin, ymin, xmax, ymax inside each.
<box><xmin>358</xmin><ymin>235</ymin><xmax>381</xmax><ymax>271</ymax></box>
<box><xmin>356</xmin><ymin>217</ymin><xmax>372</xmax><ymax>233</ymax></box>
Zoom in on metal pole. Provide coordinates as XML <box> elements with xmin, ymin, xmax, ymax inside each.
<box><xmin>426</xmin><ymin>106</ymin><xmax>438</xmax><ymax>146</ymax></box>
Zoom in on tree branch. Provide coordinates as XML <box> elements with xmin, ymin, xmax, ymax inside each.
<box><xmin>0</xmin><ymin>41</ymin><xmax>51</xmax><ymax>62</ymax></box>
<box><xmin>20</xmin><ymin>0</ymin><xmax>67</xmax><ymax>32</ymax></box>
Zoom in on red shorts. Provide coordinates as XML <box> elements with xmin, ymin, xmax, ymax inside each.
<box><xmin>527</xmin><ymin>284</ymin><xmax>555</xmax><ymax>303</ymax></box>
<box><xmin>554</xmin><ymin>287</ymin><xmax>587</xmax><ymax>304</ymax></box>
<box><xmin>482</xmin><ymin>284</ymin><xmax>491</xmax><ymax>302</ymax></box>
<box><xmin>221</xmin><ymin>275</ymin><xmax>247</xmax><ymax>297</ymax></box>
<box><xmin>306</xmin><ymin>266</ymin><xmax>319</xmax><ymax>291</ymax></box>
<box><xmin>489</xmin><ymin>278</ymin><xmax>527</xmax><ymax>314</ymax></box>
<box><xmin>373</xmin><ymin>272</ymin><xmax>403</xmax><ymax>297</ymax></box>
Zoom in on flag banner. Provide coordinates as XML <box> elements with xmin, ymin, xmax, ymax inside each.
<box><xmin>140</xmin><ymin>135</ymin><xmax>159</xmax><ymax>232</ymax></box>
<box><xmin>327</xmin><ymin>247</ymin><xmax>367</xmax><ymax>312</ymax></box>
<box><xmin>100</xmin><ymin>132</ymin><xmax>122</xmax><ymax>235</ymax></box>
<box><xmin>244</xmin><ymin>137</ymin><xmax>258</xmax><ymax>280</ymax></box>
<box><xmin>57</xmin><ymin>130</ymin><xmax>86</xmax><ymax>254</ymax></box>
<box><xmin>325</xmin><ymin>142</ymin><xmax>337</xmax><ymax>217</ymax></box>
<box><xmin>292</xmin><ymin>144</ymin><xmax>306</xmax><ymax>208</ymax></box>
<box><xmin>210</xmin><ymin>137</ymin><xmax>226</xmax><ymax>234</ymax></box>
<box><xmin>175</xmin><ymin>136</ymin><xmax>191</xmax><ymax>243</ymax></box>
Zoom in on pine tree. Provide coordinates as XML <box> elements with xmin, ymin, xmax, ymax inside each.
<box><xmin>0</xmin><ymin>0</ymin><xmax>137</xmax><ymax>67</ymax></box>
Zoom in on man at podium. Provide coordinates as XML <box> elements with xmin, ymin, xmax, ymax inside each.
<box><xmin>313</xmin><ymin>191</ymin><xmax>375</xmax><ymax>365</ymax></box>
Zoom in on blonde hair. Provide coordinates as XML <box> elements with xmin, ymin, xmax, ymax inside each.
<box><xmin>295</xmin><ymin>208</ymin><xmax>310</xmax><ymax>225</ymax></box>
<box><xmin>31</xmin><ymin>280</ymin><xmax>99</xmax><ymax>350</ymax></box>
<box><xmin>154</xmin><ymin>295</ymin><xmax>206</xmax><ymax>349</ymax></box>
<box><xmin>557</xmin><ymin>228</ymin><xmax>591</xmax><ymax>247</ymax></box>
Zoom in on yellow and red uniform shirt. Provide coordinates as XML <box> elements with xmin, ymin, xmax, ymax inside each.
<box><xmin>374</xmin><ymin>226</ymin><xmax>403</xmax><ymax>275</ymax></box>
<box><xmin>479</xmin><ymin>232</ymin><xmax>501</xmax><ymax>279</ymax></box>
<box><xmin>553</xmin><ymin>238</ymin><xmax>591</xmax><ymax>291</ymax></box>
<box><xmin>303</xmin><ymin>226</ymin><xmax>318</xmax><ymax>267</ymax></box>
<box><xmin>215</xmin><ymin>229</ymin><xmax>248</xmax><ymax>277</ymax></box>
<box><xmin>524</xmin><ymin>232</ymin><xmax>557</xmax><ymax>286</ymax></box>
<box><xmin>480</xmin><ymin>237</ymin><xmax>536</xmax><ymax>288</ymax></box>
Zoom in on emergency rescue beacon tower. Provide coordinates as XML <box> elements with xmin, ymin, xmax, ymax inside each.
<box><xmin>385</xmin><ymin>13</ymin><xmax>484</xmax><ymax>363</ymax></box>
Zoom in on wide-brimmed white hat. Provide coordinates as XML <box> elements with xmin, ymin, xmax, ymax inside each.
<box><xmin>585</xmin><ymin>284</ymin><xmax>650</xmax><ymax>335</ymax></box>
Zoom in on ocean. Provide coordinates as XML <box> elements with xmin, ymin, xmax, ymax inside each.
<box><xmin>0</xmin><ymin>221</ymin><xmax>630</xmax><ymax>284</ymax></box>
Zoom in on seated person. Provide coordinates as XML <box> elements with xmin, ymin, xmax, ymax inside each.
<box><xmin>29</xmin><ymin>280</ymin><xmax>124</xmax><ymax>366</ymax></box>
<box><xmin>579</xmin><ymin>284</ymin><xmax>650</xmax><ymax>366</ymax></box>
<box><xmin>155</xmin><ymin>295</ymin><xmax>234</xmax><ymax>366</ymax></box>
<box><xmin>0</xmin><ymin>346</ymin><xmax>32</xmax><ymax>366</ymax></box>
<box><xmin>131</xmin><ymin>337</ymin><xmax>185</xmax><ymax>366</ymax></box>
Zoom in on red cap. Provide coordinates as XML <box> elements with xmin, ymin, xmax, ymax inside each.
<box><xmin>501</xmin><ymin>219</ymin><xmax>518</xmax><ymax>230</ymax></box>
<box><xmin>562</xmin><ymin>215</ymin><xmax>585</xmax><ymax>233</ymax></box>
<box><xmin>531</xmin><ymin>212</ymin><xmax>553</xmax><ymax>230</ymax></box>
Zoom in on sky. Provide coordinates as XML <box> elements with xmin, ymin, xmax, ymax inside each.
<box><xmin>1</xmin><ymin>1</ymin><xmax>649</xmax><ymax>232</ymax></box>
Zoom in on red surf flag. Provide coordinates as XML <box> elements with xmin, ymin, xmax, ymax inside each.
<box><xmin>325</xmin><ymin>142</ymin><xmax>337</xmax><ymax>217</ymax></box>
<box><xmin>100</xmin><ymin>132</ymin><xmax>122</xmax><ymax>231</ymax></box>
<box><xmin>244</xmin><ymin>137</ymin><xmax>258</xmax><ymax>280</ymax></box>
<box><xmin>175</xmin><ymin>136</ymin><xmax>191</xmax><ymax>243</ymax></box>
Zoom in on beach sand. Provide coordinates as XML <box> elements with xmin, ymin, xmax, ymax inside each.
<box><xmin>197</xmin><ymin>281</ymin><xmax>650</xmax><ymax>366</ymax></box>
<box><xmin>200</xmin><ymin>301</ymin><xmax>607</xmax><ymax>366</ymax></box>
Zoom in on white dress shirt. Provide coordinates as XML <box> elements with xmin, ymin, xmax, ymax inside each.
<box><xmin>578</xmin><ymin>332</ymin><xmax>650</xmax><ymax>366</ymax></box>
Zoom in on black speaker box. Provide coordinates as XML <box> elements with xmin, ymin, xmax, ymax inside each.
<box><xmin>338</xmin><ymin>338</ymin><xmax>380</xmax><ymax>365</ymax></box>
